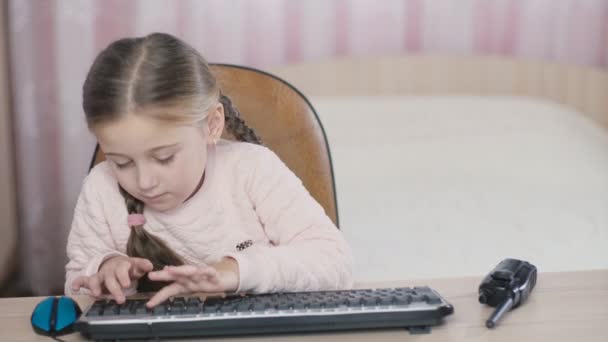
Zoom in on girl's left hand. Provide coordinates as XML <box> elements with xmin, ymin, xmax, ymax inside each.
<box><xmin>146</xmin><ymin>257</ymin><xmax>240</xmax><ymax>308</ymax></box>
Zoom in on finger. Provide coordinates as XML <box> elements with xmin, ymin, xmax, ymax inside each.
<box><xmin>129</xmin><ymin>257</ymin><xmax>154</xmax><ymax>275</ymax></box>
<box><xmin>147</xmin><ymin>269</ymin><xmax>178</xmax><ymax>282</ymax></box>
<box><xmin>147</xmin><ymin>265</ymin><xmax>219</xmax><ymax>282</ymax></box>
<box><xmin>129</xmin><ymin>266</ymin><xmax>147</xmax><ymax>280</ymax></box>
<box><xmin>166</xmin><ymin>265</ymin><xmax>198</xmax><ymax>276</ymax></box>
<box><xmin>71</xmin><ymin>276</ymin><xmax>89</xmax><ymax>291</ymax></box>
<box><xmin>179</xmin><ymin>276</ymin><xmax>220</xmax><ymax>292</ymax></box>
<box><xmin>116</xmin><ymin>262</ymin><xmax>132</xmax><ymax>288</ymax></box>
<box><xmin>146</xmin><ymin>283</ymin><xmax>185</xmax><ymax>308</ymax></box>
<box><xmin>175</xmin><ymin>271</ymin><xmax>218</xmax><ymax>287</ymax></box>
<box><xmin>103</xmin><ymin>275</ymin><xmax>125</xmax><ymax>303</ymax></box>
<box><xmin>168</xmin><ymin>265</ymin><xmax>218</xmax><ymax>278</ymax></box>
<box><xmin>89</xmin><ymin>275</ymin><xmax>103</xmax><ymax>297</ymax></box>
<box><xmin>129</xmin><ymin>262</ymin><xmax>152</xmax><ymax>280</ymax></box>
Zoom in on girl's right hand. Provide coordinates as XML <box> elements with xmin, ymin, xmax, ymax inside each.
<box><xmin>71</xmin><ymin>256</ymin><xmax>154</xmax><ymax>303</ymax></box>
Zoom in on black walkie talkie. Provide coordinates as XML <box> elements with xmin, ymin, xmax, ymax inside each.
<box><xmin>478</xmin><ymin>258</ymin><xmax>537</xmax><ymax>328</ymax></box>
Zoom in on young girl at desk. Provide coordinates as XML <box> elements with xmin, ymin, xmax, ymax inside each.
<box><xmin>64</xmin><ymin>33</ymin><xmax>353</xmax><ymax>308</ymax></box>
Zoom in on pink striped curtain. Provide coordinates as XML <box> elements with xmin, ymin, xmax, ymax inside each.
<box><xmin>7</xmin><ymin>0</ymin><xmax>608</xmax><ymax>295</ymax></box>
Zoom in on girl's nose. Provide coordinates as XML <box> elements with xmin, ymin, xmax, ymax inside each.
<box><xmin>136</xmin><ymin>166</ymin><xmax>159</xmax><ymax>191</ymax></box>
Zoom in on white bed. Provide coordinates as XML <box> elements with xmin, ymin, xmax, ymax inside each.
<box><xmin>272</xmin><ymin>56</ymin><xmax>608</xmax><ymax>283</ymax></box>
<box><xmin>312</xmin><ymin>95</ymin><xmax>608</xmax><ymax>282</ymax></box>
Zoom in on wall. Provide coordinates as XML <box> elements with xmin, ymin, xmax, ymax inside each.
<box><xmin>0</xmin><ymin>0</ymin><xmax>17</xmax><ymax>290</ymax></box>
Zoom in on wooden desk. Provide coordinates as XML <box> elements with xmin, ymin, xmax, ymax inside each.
<box><xmin>1</xmin><ymin>270</ymin><xmax>607</xmax><ymax>341</ymax></box>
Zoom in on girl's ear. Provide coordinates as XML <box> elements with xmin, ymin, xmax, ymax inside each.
<box><xmin>206</xmin><ymin>102</ymin><xmax>225</xmax><ymax>144</ymax></box>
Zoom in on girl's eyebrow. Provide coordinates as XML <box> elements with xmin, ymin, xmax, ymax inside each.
<box><xmin>105</xmin><ymin>143</ymin><xmax>181</xmax><ymax>157</ymax></box>
<box><xmin>148</xmin><ymin>143</ymin><xmax>181</xmax><ymax>153</ymax></box>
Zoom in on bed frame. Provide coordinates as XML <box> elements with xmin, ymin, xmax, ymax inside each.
<box><xmin>271</xmin><ymin>55</ymin><xmax>608</xmax><ymax>131</ymax></box>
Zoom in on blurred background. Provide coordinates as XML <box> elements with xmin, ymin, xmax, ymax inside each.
<box><xmin>0</xmin><ymin>0</ymin><xmax>607</xmax><ymax>297</ymax></box>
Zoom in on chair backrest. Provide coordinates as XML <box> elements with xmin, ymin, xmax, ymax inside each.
<box><xmin>89</xmin><ymin>64</ymin><xmax>339</xmax><ymax>227</ymax></box>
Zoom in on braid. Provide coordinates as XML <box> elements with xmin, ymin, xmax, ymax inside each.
<box><xmin>118</xmin><ymin>186</ymin><xmax>183</xmax><ymax>292</ymax></box>
<box><xmin>220</xmin><ymin>94</ymin><xmax>262</xmax><ymax>145</ymax></box>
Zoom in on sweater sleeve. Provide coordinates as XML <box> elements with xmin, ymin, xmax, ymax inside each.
<box><xmin>226</xmin><ymin>146</ymin><xmax>354</xmax><ymax>293</ymax></box>
<box><xmin>64</xmin><ymin>171</ymin><xmax>135</xmax><ymax>296</ymax></box>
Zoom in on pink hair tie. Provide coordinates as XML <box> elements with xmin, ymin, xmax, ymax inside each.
<box><xmin>127</xmin><ymin>213</ymin><xmax>146</xmax><ymax>227</ymax></box>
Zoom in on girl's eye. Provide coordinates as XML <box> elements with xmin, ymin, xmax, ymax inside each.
<box><xmin>115</xmin><ymin>160</ymin><xmax>133</xmax><ymax>169</ymax></box>
<box><xmin>157</xmin><ymin>155</ymin><xmax>174</xmax><ymax>165</ymax></box>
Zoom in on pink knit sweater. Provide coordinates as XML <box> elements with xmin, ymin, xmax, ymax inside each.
<box><xmin>64</xmin><ymin>141</ymin><xmax>353</xmax><ymax>295</ymax></box>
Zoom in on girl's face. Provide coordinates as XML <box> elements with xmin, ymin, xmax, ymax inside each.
<box><xmin>92</xmin><ymin>104</ymin><xmax>224</xmax><ymax>212</ymax></box>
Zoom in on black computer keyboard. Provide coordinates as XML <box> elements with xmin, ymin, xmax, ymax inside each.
<box><xmin>74</xmin><ymin>286</ymin><xmax>454</xmax><ymax>340</ymax></box>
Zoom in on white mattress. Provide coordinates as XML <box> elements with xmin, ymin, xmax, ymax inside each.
<box><xmin>311</xmin><ymin>95</ymin><xmax>608</xmax><ymax>283</ymax></box>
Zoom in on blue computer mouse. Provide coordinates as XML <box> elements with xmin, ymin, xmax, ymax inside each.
<box><xmin>31</xmin><ymin>296</ymin><xmax>82</xmax><ymax>336</ymax></box>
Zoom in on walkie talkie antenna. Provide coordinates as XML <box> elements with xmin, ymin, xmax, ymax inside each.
<box><xmin>485</xmin><ymin>296</ymin><xmax>514</xmax><ymax>328</ymax></box>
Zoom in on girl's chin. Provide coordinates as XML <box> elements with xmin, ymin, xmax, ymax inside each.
<box><xmin>142</xmin><ymin>196</ymin><xmax>181</xmax><ymax>212</ymax></box>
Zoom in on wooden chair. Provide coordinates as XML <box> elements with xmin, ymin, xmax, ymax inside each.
<box><xmin>89</xmin><ymin>64</ymin><xmax>339</xmax><ymax>227</ymax></box>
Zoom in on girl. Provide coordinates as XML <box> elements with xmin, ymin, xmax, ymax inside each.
<box><xmin>65</xmin><ymin>33</ymin><xmax>353</xmax><ymax>308</ymax></box>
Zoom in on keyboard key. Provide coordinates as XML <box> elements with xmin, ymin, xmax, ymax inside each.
<box><xmin>170</xmin><ymin>298</ymin><xmax>185</xmax><ymax>314</ymax></box>
<box><xmin>377</xmin><ymin>297</ymin><xmax>392</xmax><ymax>305</ymax></box>
<box><xmin>186</xmin><ymin>298</ymin><xmax>202</xmax><ymax>314</ymax></box>
<box><xmin>203</xmin><ymin>304</ymin><xmax>219</xmax><ymax>313</ymax></box>
<box><xmin>132</xmin><ymin>301</ymin><xmax>149</xmax><ymax>315</ymax></box>
<box><xmin>203</xmin><ymin>297</ymin><xmax>225</xmax><ymax>313</ymax></box>
<box><xmin>236</xmin><ymin>303</ymin><xmax>253</xmax><ymax>312</ymax></box>
<box><xmin>187</xmin><ymin>297</ymin><xmax>202</xmax><ymax>305</ymax></box>
<box><xmin>308</xmin><ymin>301</ymin><xmax>321</xmax><ymax>309</ymax></box>
<box><xmin>356</xmin><ymin>299</ymin><xmax>368</xmax><ymax>306</ymax></box>
<box><xmin>394</xmin><ymin>295</ymin><xmax>412</xmax><ymax>305</ymax></box>
<box><xmin>220</xmin><ymin>304</ymin><xmax>237</xmax><ymax>313</ymax></box>
<box><xmin>105</xmin><ymin>300</ymin><xmax>120</xmax><ymax>316</ymax></box>
<box><xmin>425</xmin><ymin>294</ymin><xmax>442</xmax><ymax>304</ymax></box>
<box><xmin>86</xmin><ymin>302</ymin><xmax>105</xmax><ymax>317</ymax></box>
<box><xmin>118</xmin><ymin>302</ymin><xmax>132</xmax><ymax>315</ymax></box>
<box><xmin>410</xmin><ymin>294</ymin><xmax>427</xmax><ymax>303</ymax></box>
<box><xmin>414</xmin><ymin>286</ymin><xmax>432</xmax><ymax>293</ymax></box>
<box><xmin>252</xmin><ymin>302</ymin><xmax>268</xmax><ymax>311</ymax></box>
<box><xmin>153</xmin><ymin>302</ymin><xmax>168</xmax><ymax>316</ymax></box>
<box><xmin>324</xmin><ymin>302</ymin><xmax>338</xmax><ymax>309</ymax></box>
<box><xmin>277</xmin><ymin>303</ymin><xmax>292</xmax><ymax>310</ymax></box>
